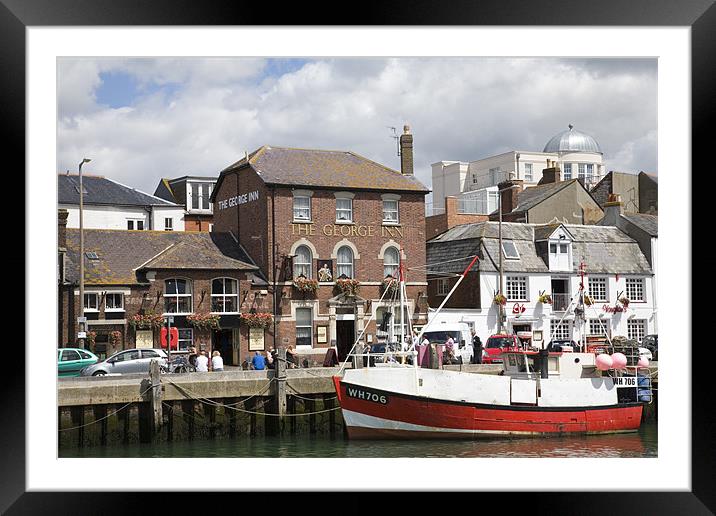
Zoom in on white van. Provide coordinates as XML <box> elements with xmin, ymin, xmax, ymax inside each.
<box><xmin>420</xmin><ymin>321</ymin><xmax>473</xmax><ymax>364</ymax></box>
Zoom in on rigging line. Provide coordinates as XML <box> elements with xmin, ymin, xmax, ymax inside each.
<box><xmin>59</xmin><ymin>385</ymin><xmax>154</xmax><ymax>432</ymax></box>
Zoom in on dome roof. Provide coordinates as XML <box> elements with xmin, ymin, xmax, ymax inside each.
<box><xmin>543</xmin><ymin>124</ymin><xmax>602</xmax><ymax>154</ymax></box>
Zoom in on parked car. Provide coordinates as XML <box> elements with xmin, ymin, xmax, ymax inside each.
<box><xmin>80</xmin><ymin>348</ymin><xmax>168</xmax><ymax>376</ymax></box>
<box><xmin>421</xmin><ymin>322</ymin><xmax>474</xmax><ymax>364</ymax></box>
<box><xmin>546</xmin><ymin>339</ymin><xmax>582</xmax><ymax>352</ymax></box>
<box><xmin>58</xmin><ymin>348</ymin><xmax>98</xmax><ymax>377</ymax></box>
<box><xmin>641</xmin><ymin>334</ymin><xmax>658</xmax><ymax>360</ymax></box>
<box><xmin>482</xmin><ymin>334</ymin><xmax>523</xmax><ymax>364</ymax></box>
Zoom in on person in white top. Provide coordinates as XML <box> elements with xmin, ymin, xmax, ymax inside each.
<box><xmin>211</xmin><ymin>350</ymin><xmax>224</xmax><ymax>372</ymax></box>
<box><xmin>195</xmin><ymin>351</ymin><xmax>209</xmax><ymax>372</ymax></box>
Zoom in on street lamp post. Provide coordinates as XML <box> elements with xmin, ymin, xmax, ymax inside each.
<box><xmin>78</xmin><ymin>158</ymin><xmax>91</xmax><ymax>348</ymax></box>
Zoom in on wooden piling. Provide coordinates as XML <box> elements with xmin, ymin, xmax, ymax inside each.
<box><xmin>276</xmin><ymin>348</ymin><xmax>288</xmax><ymax>434</ymax></box>
<box><xmin>93</xmin><ymin>405</ymin><xmax>108</xmax><ymax>446</ymax></box>
<box><xmin>149</xmin><ymin>360</ymin><xmax>163</xmax><ymax>440</ymax></box>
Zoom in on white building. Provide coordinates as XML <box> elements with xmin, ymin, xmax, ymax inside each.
<box><xmin>426</xmin><ymin>221</ymin><xmax>656</xmax><ymax>347</ymax></box>
<box><xmin>58</xmin><ymin>174</ymin><xmax>186</xmax><ymax>231</ymax></box>
<box><xmin>431</xmin><ymin>125</ymin><xmax>606</xmax><ymax>214</ymax></box>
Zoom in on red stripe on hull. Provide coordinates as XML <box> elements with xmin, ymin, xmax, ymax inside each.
<box><xmin>333</xmin><ymin>377</ymin><xmax>643</xmax><ymax>439</ymax></box>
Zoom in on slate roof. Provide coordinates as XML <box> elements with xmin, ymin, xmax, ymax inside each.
<box><xmin>213</xmin><ymin>145</ymin><xmax>429</xmax><ymax>198</ymax></box>
<box><xmin>153</xmin><ymin>178</ymin><xmax>177</xmax><ymax>204</ymax></box>
<box><xmin>427</xmin><ymin>221</ymin><xmax>652</xmax><ymax>275</ymax></box>
<box><xmin>64</xmin><ymin>229</ymin><xmax>256</xmax><ymax>285</ymax></box>
<box><xmin>59</xmin><ymin>175</ymin><xmax>178</xmax><ymax>207</ymax></box>
<box><xmin>622</xmin><ymin>213</ymin><xmax>658</xmax><ymax>237</ymax></box>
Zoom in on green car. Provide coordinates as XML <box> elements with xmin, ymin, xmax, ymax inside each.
<box><xmin>58</xmin><ymin>348</ymin><xmax>99</xmax><ymax>377</ymax></box>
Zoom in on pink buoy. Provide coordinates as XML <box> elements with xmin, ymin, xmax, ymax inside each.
<box><xmin>611</xmin><ymin>352</ymin><xmax>627</xmax><ymax>369</ymax></box>
<box><xmin>596</xmin><ymin>353</ymin><xmax>613</xmax><ymax>371</ymax></box>
<box><xmin>637</xmin><ymin>356</ymin><xmax>649</xmax><ymax>368</ymax></box>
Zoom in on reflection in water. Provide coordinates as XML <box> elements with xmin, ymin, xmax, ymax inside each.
<box><xmin>61</xmin><ymin>423</ymin><xmax>656</xmax><ymax>459</ymax></box>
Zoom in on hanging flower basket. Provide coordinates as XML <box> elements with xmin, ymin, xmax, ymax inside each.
<box><xmin>584</xmin><ymin>294</ymin><xmax>594</xmax><ymax>306</ymax></box>
<box><xmin>109</xmin><ymin>330</ymin><xmax>122</xmax><ymax>346</ymax></box>
<box><xmin>87</xmin><ymin>331</ymin><xmax>97</xmax><ymax>346</ymax></box>
<box><xmin>129</xmin><ymin>312</ymin><xmax>164</xmax><ymax>330</ymax></box>
<box><xmin>619</xmin><ymin>297</ymin><xmax>630</xmax><ymax>308</ymax></box>
<box><xmin>493</xmin><ymin>294</ymin><xmax>507</xmax><ymax>306</ymax></box>
<box><xmin>241</xmin><ymin>312</ymin><xmax>273</xmax><ymax>329</ymax></box>
<box><xmin>380</xmin><ymin>276</ymin><xmax>400</xmax><ymax>296</ymax></box>
<box><xmin>538</xmin><ymin>292</ymin><xmax>553</xmax><ymax>304</ymax></box>
<box><xmin>292</xmin><ymin>276</ymin><xmax>319</xmax><ymax>293</ymax></box>
<box><xmin>186</xmin><ymin>313</ymin><xmax>221</xmax><ymax>330</ymax></box>
<box><xmin>335</xmin><ymin>278</ymin><xmax>360</xmax><ymax>296</ymax></box>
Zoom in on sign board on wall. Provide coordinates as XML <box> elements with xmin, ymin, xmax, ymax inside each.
<box><xmin>135</xmin><ymin>330</ymin><xmax>154</xmax><ymax>349</ymax></box>
<box><xmin>317</xmin><ymin>326</ymin><xmax>328</xmax><ymax>344</ymax></box>
<box><xmin>249</xmin><ymin>328</ymin><xmax>265</xmax><ymax>351</ymax></box>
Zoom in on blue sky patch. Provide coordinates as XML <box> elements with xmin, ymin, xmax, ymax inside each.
<box><xmin>96</xmin><ymin>71</ymin><xmax>182</xmax><ymax>108</ymax></box>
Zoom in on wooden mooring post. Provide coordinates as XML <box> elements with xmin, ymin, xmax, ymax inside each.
<box><xmin>149</xmin><ymin>359</ymin><xmax>163</xmax><ymax>442</ymax></box>
<box><xmin>275</xmin><ymin>347</ymin><xmax>288</xmax><ymax>434</ymax></box>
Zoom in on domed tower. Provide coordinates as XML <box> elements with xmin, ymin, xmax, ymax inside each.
<box><xmin>542</xmin><ymin>124</ymin><xmax>604</xmax><ymax>188</ymax></box>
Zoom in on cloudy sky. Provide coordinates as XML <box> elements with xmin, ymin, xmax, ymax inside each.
<box><xmin>57</xmin><ymin>57</ymin><xmax>657</xmax><ymax>196</ymax></box>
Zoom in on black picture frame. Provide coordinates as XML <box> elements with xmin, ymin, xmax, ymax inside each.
<box><xmin>6</xmin><ymin>0</ymin><xmax>712</xmax><ymax>512</ymax></box>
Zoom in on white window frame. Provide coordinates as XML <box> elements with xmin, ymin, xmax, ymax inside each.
<box><xmin>506</xmin><ymin>276</ymin><xmax>528</xmax><ymax>301</ymax></box>
<box><xmin>293</xmin><ymin>195</ymin><xmax>312</xmax><ymax>222</ymax></box>
<box><xmin>588</xmin><ymin>277</ymin><xmax>608</xmax><ymax>302</ymax></box>
<box><xmin>578</xmin><ymin>163</ymin><xmax>586</xmax><ymax>179</ymax></box>
<box><xmin>502</xmin><ymin>240</ymin><xmax>520</xmax><ymax>259</ymax></box>
<box><xmin>437</xmin><ymin>278</ymin><xmax>450</xmax><ymax>296</ymax></box>
<box><xmin>164</xmin><ymin>218</ymin><xmax>173</xmax><ymax>231</ymax></box>
<box><xmin>210</xmin><ymin>277</ymin><xmax>239</xmax><ymax>314</ymax></box>
<box><xmin>382</xmin><ymin>199</ymin><xmax>399</xmax><ymax>224</ymax></box>
<box><xmin>586</xmin><ymin>163</ymin><xmax>594</xmax><ymax>180</ymax></box>
<box><xmin>83</xmin><ymin>292</ymin><xmax>99</xmax><ymax>312</ymax></box>
<box><xmin>524</xmin><ymin>163</ymin><xmax>533</xmax><ymax>181</ymax></box>
<box><xmin>627</xmin><ymin>319</ymin><xmax>647</xmax><ymax>342</ymax></box>
<box><xmin>336</xmin><ymin>245</ymin><xmax>354</xmax><ymax>279</ymax></box>
<box><xmin>625</xmin><ymin>278</ymin><xmax>645</xmax><ymax>302</ymax></box>
<box><xmin>588</xmin><ymin>318</ymin><xmax>608</xmax><ymax>336</ymax></box>
<box><xmin>336</xmin><ymin>197</ymin><xmax>353</xmax><ymax>223</ymax></box>
<box><xmin>295</xmin><ymin>307</ymin><xmax>313</xmax><ymax>349</ymax></box>
<box><xmin>293</xmin><ymin>245</ymin><xmax>313</xmax><ymax>279</ymax></box>
<box><xmin>104</xmin><ymin>292</ymin><xmax>124</xmax><ymax>312</ymax></box>
<box><xmin>383</xmin><ymin>247</ymin><xmax>400</xmax><ymax>278</ymax></box>
<box><xmin>563</xmin><ymin>163</ymin><xmax>572</xmax><ymax>180</ymax></box>
<box><xmin>164</xmin><ymin>278</ymin><xmax>193</xmax><ymax>314</ymax></box>
<box><xmin>551</xmin><ymin>319</ymin><xmax>572</xmax><ymax>340</ymax></box>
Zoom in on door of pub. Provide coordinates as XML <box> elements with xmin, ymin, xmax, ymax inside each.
<box><xmin>336</xmin><ymin>320</ymin><xmax>355</xmax><ymax>362</ymax></box>
<box><xmin>212</xmin><ymin>329</ymin><xmax>234</xmax><ymax>366</ymax></box>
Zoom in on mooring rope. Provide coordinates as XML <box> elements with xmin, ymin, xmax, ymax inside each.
<box><xmin>58</xmin><ymin>385</ymin><xmax>154</xmax><ymax>432</ymax></box>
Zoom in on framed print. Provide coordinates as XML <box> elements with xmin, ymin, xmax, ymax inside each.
<box><xmin>11</xmin><ymin>0</ymin><xmax>713</xmax><ymax>512</ymax></box>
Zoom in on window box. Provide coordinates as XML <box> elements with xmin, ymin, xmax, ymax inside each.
<box><xmin>380</xmin><ymin>276</ymin><xmax>400</xmax><ymax>296</ymax></box>
<box><xmin>129</xmin><ymin>312</ymin><xmax>165</xmax><ymax>330</ymax></box>
<box><xmin>335</xmin><ymin>278</ymin><xmax>360</xmax><ymax>296</ymax></box>
<box><xmin>186</xmin><ymin>313</ymin><xmax>221</xmax><ymax>330</ymax></box>
<box><xmin>293</xmin><ymin>276</ymin><xmax>319</xmax><ymax>293</ymax></box>
<box><xmin>241</xmin><ymin>312</ymin><xmax>273</xmax><ymax>329</ymax></box>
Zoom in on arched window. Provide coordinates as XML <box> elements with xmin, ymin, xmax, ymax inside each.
<box><xmin>211</xmin><ymin>278</ymin><xmax>239</xmax><ymax>313</ymax></box>
<box><xmin>164</xmin><ymin>278</ymin><xmax>192</xmax><ymax>314</ymax></box>
<box><xmin>383</xmin><ymin>247</ymin><xmax>400</xmax><ymax>278</ymax></box>
<box><xmin>337</xmin><ymin>246</ymin><xmax>354</xmax><ymax>279</ymax></box>
<box><xmin>293</xmin><ymin>245</ymin><xmax>312</xmax><ymax>279</ymax></box>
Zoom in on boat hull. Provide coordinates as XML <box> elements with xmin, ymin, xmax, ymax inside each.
<box><xmin>333</xmin><ymin>376</ymin><xmax>643</xmax><ymax>440</ymax></box>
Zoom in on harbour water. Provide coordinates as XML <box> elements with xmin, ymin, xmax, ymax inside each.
<box><xmin>60</xmin><ymin>421</ymin><xmax>656</xmax><ymax>458</ymax></box>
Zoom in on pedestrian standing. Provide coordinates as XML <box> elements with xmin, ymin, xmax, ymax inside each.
<box><xmin>211</xmin><ymin>350</ymin><xmax>224</xmax><ymax>372</ymax></box>
<box><xmin>266</xmin><ymin>348</ymin><xmax>275</xmax><ymax>369</ymax></box>
<box><xmin>196</xmin><ymin>351</ymin><xmax>209</xmax><ymax>372</ymax></box>
<box><xmin>471</xmin><ymin>328</ymin><xmax>483</xmax><ymax>364</ymax></box>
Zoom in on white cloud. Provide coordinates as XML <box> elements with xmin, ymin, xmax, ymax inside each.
<box><xmin>57</xmin><ymin>57</ymin><xmax>657</xmax><ymax>195</ymax></box>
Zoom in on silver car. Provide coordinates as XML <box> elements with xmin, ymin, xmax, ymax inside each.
<box><xmin>80</xmin><ymin>348</ymin><xmax>168</xmax><ymax>376</ymax></box>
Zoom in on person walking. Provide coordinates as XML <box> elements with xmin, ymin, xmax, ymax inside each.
<box><xmin>251</xmin><ymin>350</ymin><xmax>266</xmax><ymax>371</ymax></box>
<box><xmin>195</xmin><ymin>350</ymin><xmax>209</xmax><ymax>372</ymax></box>
<box><xmin>471</xmin><ymin>328</ymin><xmax>484</xmax><ymax>364</ymax></box>
<box><xmin>211</xmin><ymin>350</ymin><xmax>224</xmax><ymax>372</ymax></box>
<box><xmin>444</xmin><ymin>335</ymin><xmax>455</xmax><ymax>364</ymax></box>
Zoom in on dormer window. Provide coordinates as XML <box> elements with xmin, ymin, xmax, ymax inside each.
<box><xmin>189</xmin><ymin>182</ymin><xmax>213</xmax><ymax>211</ymax></box>
<box><xmin>548</xmin><ymin>230</ymin><xmax>572</xmax><ymax>272</ymax></box>
<box><xmin>502</xmin><ymin>241</ymin><xmax>520</xmax><ymax>259</ymax></box>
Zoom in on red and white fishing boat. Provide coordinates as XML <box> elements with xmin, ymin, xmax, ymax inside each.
<box><xmin>332</xmin><ymin>254</ymin><xmax>651</xmax><ymax>440</ymax></box>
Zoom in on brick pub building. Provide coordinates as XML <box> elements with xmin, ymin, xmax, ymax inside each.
<box><xmin>211</xmin><ymin>126</ymin><xmax>430</xmax><ymax>363</ymax></box>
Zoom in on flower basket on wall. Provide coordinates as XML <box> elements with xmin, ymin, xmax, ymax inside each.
<box><xmin>129</xmin><ymin>312</ymin><xmax>164</xmax><ymax>330</ymax></box>
<box><xmin>584</xmin><ymin>294</ymin><xmax>594</xmax><ymax>306</ymax></box>
<box><xmin>619</xmin><ymin>297</ymin><xmax>630</xmax><ymax>308</ymax></box>
<box><xmin>538</xmin><ymin>291</ymin><xmax>552</xmax><ymax>304</ymax></box>
<box><xmin>186</xmin><ymin>313</ymin><xmax>221</xmax><ymax>330</ymax></box>
<box><xmin>380</xmin><ymin>276</ymin><xmax>400</xmax><ymax>296</ymax></box>
<box><xmin>109</xmin><ymin>330</ymin><xmax>122</xmax><ymax>346</ymax></box>
<box><xmin>292</xmin><ymin>276</ymin><xmax>319</xmax><ymax>294</ymax></box>
<box><xmin>493</xmin><ymin>294</ymin><xmax>507</xmax><ymax>306</ymax></box>
<box><xmin>241</xmin><ymin>312</ymin><xmax>273</xmax><ymax>329</ymax></box>
<box><xmin>335</xmin><ymin>278</ymin><xmax>360</xmax><ymax>296</ymax></box>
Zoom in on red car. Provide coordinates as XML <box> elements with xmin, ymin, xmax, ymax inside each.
<box><xmin>482</xmin><ymin>334</ymin><xmax>524</xmax><ymax>364</ymax></box>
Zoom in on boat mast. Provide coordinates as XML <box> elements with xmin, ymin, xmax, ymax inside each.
<box><xmin>578</xmin><ymin>260</ymin><xmax>587</xmax><ymax>351</ymax></box>
<box><xmin>399</xmin><ymin>245</ymin><xmax>406</xmax><ymax>354</ymax></box>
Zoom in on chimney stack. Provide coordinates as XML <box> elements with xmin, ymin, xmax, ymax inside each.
<box><xmin>498</xmin><ymin>179</ymin><xmax>524</xmax><ymax>215</ymax></box>
<box><xmin>538</xmin><ymin>164</ymin><xmax>561</xmax><ymax>185</ymax></box>
<box><xmin>58</xmin><ymin>208</ymin><xmax>69</xmax><ymax>249</ymax></box>
<box><xmin>602</xmin><ymin>193</ymin><xmax>624</xmax><ymax>225</ymax></box>
<box><xmin>400</xmin><ymin>124</ymin><xmax>414</xmax><ymax>175</ymax></box>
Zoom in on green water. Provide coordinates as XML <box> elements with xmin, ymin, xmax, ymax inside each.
<box><xmin>60</xmin><ymin>422</ymin><xmax>657</xmax><ymax>458</ymax></box>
